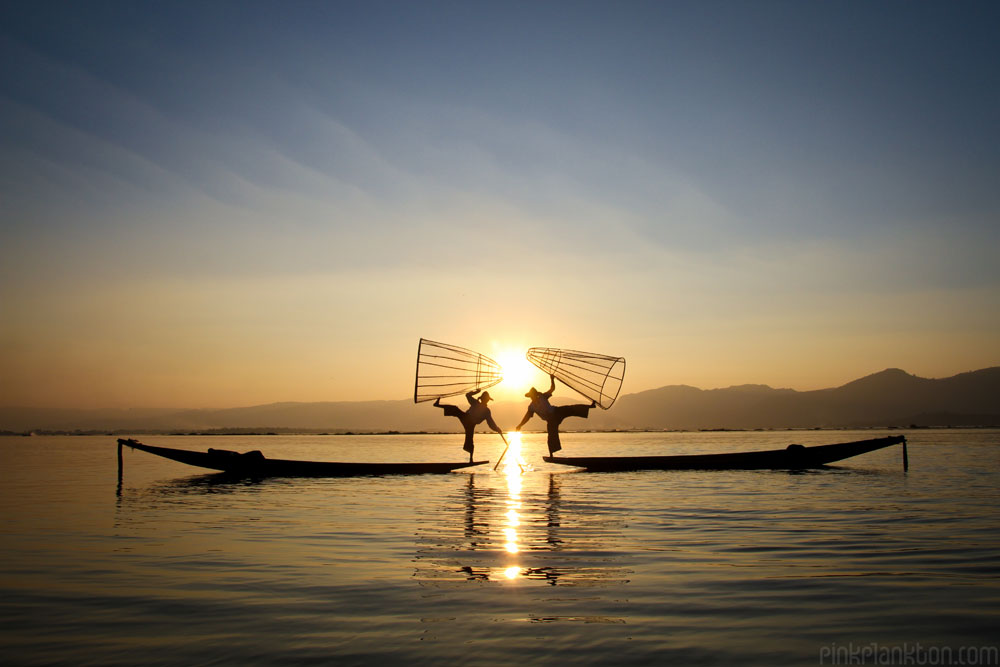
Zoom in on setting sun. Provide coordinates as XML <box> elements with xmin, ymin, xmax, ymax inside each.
<box><xmin>493</xmin><ymin>347</ymin><xmax>543</xmax><ymax>397</ymax></box>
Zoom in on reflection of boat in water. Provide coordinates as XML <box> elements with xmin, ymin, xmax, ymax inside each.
<box><xmin>118</xmin><ymin>438</ymin><xmax>486</xmax><ymax>477</ymax></box>
<box><xmin>544</xmin><ymin>435</ymin><xmax>907</xmax><ymax>472</ymax></box>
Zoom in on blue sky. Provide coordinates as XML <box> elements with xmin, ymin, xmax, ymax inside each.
<box><xmin>2</xmin><ymin>1</ymin><xmax>998</xmax><ymax>407</ymax></box>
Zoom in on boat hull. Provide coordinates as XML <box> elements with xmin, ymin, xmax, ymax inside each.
<box><xmin>119</xmin><ymin>439</ymin><xmax>487</xmax><ymax>477</ymax></box>
<box><xmin>543</xmin><ymin>435</ymin><xmax>907</xmax><ymax>472</ymax></box>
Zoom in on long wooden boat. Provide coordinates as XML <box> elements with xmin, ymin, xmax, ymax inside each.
<box><xmin>543</xmin><ymin>435</ymin><xmax>908</xmax><ymax>472</ymax></box>
<box><xmin>118</xmin><ymin>438</ymin><xmax>487</xmax><ymax>477</ymax></box>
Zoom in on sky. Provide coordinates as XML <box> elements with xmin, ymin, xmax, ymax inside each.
<box><xmin>1</xmin><ymin>1</ymin><xmax>998</xmax><ymax>409</ymax></box>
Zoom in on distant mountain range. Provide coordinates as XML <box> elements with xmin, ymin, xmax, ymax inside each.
<box><xmin>2</xmin><ymin>367</ymin><xmax>998</xmax><ymax>434</ymax></box>
<box><xmin>588</xmin><ymin>367</ymin><xmax>1000</xmax><ymax>430</ymax></box>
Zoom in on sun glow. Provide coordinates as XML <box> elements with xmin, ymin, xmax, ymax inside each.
<box><xmin>493</xmin><ymin>347</ymin><xmax>542</xmax><ymax>397</ymax></box>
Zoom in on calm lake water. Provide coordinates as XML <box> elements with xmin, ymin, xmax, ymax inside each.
<box><xmin>1</xmin><ymin>430</ymin><xmax>998</xmax><ymax>666</ymax></box>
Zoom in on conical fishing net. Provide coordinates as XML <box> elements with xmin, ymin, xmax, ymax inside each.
<box><xmin>526</xmin><ymin>347</ymin><xmax>626</xmax><ymax>409</ymax></box>
<box><xmin>414</xmin><ymin>338</ymin><xmax>503</xmax><ymax>403</ymax></box>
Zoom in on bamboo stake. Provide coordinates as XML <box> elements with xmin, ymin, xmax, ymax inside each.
<box><xmin>117</xmin><ymin>440</ymin><xmax>123</xmax><ymax>496</ymax></box>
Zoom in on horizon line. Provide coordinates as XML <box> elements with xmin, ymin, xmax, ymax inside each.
<box><xmin>4</xmin><ymin>365</ymin><xmax>997</xmax><ymax>412</ymax></box>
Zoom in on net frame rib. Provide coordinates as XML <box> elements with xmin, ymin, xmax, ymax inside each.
<box><xmin>414</xmin><ymin>338</ymin><xmax>503</xmax><ymax>403</ymax></box>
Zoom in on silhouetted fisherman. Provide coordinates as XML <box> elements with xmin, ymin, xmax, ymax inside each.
<box><xmin>515</xmin><ymin>375</ymin><xmax>596</xmax><ymax>455</ymax></box>
<box><xmin>435</xmin><ymin>390</ymin><xmax>504</xmax><ymax>462</ymax></box>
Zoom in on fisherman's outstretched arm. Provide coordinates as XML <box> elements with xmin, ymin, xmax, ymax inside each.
<box><xmin>466</xmin><ymin>390</ymin><xmax>479</xmax><ymax>406</ymax></box>
<box><xmin>515</xmin><ymin>408</ymin><xmax>534</xmax><ymax>430</ymax></box>
<box><xmin>486</xmin><ymin>415</ymin><xmax>503</xmax><ymax>434</ymax></box>
<box><xmin>543</xmin><ymin>375</ymin><xmax>555</xmax><ymax>397</ymax></box>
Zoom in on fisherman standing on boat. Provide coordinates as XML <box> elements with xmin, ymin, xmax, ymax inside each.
<box><xmin>515</xmin><ymin>375</ymin><xmax>596</xmax><ymax>455</ymax></box>
<box><xmin>434</xmin><ymin>390</ymin><xmax>504</xmax><ymax>462</ymax></box>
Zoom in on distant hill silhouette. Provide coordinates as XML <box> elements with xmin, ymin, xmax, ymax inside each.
<box><xmin>2</xmin><ymin>367</ymin><xmax>998</xmax><ymax>433</ymax></box>
<box><xmin>585</xmin><ymin>367</ymin><xmax>1000</xmax><ymax>430</ymax></box>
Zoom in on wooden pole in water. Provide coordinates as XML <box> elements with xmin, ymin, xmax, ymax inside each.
<box><xmin>493</xmin><ymin>432</ymin><xmax>523</xmax><ymax>472</ymax></box>
<box><xmin>494</xmin><ymin>432</ymin><xmax>510</xmax><ymax>471</ymax></box>
<box><xmin>902</xmin><ymin>436</ymin><xmax>909</xmax><ymax>472</ymax></box>
<box><xmin>117</xmin><ymin>440</ymin><xmax>123</xmax><ymax>495</ymax></box>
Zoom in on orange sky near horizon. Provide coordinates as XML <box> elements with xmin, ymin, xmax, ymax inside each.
<box><xmin>1</xmin><ymin>274</ymin><xmax>996</xmax><ymax>409</ymax></box>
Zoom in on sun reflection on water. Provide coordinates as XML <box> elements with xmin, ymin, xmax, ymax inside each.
<box><xmin>500</xmin><ymin>432</ymin><xmax>524</xmax><ymax>578</ymax></box>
